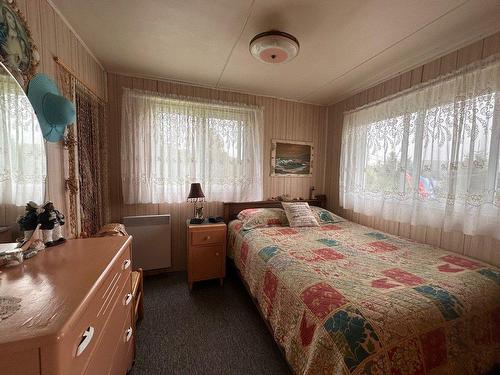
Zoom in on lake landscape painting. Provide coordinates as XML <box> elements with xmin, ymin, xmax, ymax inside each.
<box><xmin>271</xmin><ymin>139</ymin><xmax>313</xmax><ymax>176</ymax></box>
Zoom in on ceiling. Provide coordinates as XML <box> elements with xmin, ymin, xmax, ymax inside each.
<box><xmin>52</xmin><ymin>0</ymin><xmax>500</xmax><ymax>105</ymax></box>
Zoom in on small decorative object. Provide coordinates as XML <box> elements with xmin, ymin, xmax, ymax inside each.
<box><xmin>22</xmin><ymin>238</ymin><xmax>44</xmax><ymax>259</ymax></box>
<box><xmin>310</xmin><ymin>186</ymin><xmax>316</xmax><ymax>200</ymax></box>
<box><xmin>17</xmin><ymin>201</ymin><xmax>40</xmax><ymax>241</ymax></box>
<box><xmin>38</xmin><ymin>201</ymin><xmax>66</xmax><ymax>247</ymax></box>
<box><xmin>0</xmin><ymin>0</ymin><xmax>40</xmax><ymax>86</ymax></box>
<box><xmin>271</xmin><ymin>139</ymin><xmax>313</xmax><ymax>177</ymax></box>
<box><xmin>187</xmin><ymin>183</ymin><xmax>205</xmax><ymax>224</ymax></box>
<box><xmin>27</xmin><ymin>73</ymin><xmax>76</xmax><ymax>142</ymax></box>
<box><xmin>250</xmin><ymin>30</ymin><xmax>299</xmax><ymax>64</ymax></box>
<box><xmin>95</xmin><ymin>223</ymin><xmax>128</xmax><ymax>237</ymax></box>
<box><xmin>0</xmin><ymin>243</ymin><xmax>23</xmax><ymax>267</ymax></box>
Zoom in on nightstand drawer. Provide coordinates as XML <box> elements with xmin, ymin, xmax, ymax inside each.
<box><xmin>190</xmin><ymin>245</ymin><xmax>224</xmax><ymax>280</ymax></box>
<box><xmin>191</xmin><ymin>228</ymin><xmax>225</xmax><ymax>246</ymax></box>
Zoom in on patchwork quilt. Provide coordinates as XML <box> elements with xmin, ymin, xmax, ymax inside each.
<box><xmin>228</xmin><ymin>219</ymin><xmax>500</xmax><ymax>375</ymax></box>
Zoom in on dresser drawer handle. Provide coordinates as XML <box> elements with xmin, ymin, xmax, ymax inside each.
<box><xmin>123</xmin><ymin>293</ymin><xmax>133</xmax><ymax>306</ymax></box>
<box><xmin>205</xmin><ymin>236</ymin><xmax>211</xmax><ymax>241</ymax></box>
<box><xmin>76</xmin><ymin>326</ymin><xmax>94</xmax><ymax>357</ymax></box>
<box><xmin>125</xmin><ymin>327</ymin><xmax>133</xmax><ymax>342</ymax></box>
<box><xmin>215</xmin><ymin>252</ymin><xmax>219</xmax><ymax>256</ymax></box>
<box><xmin>123</xmin><ymin>259</ymin><xmax>131</xmax><ymax>270</ymax></box>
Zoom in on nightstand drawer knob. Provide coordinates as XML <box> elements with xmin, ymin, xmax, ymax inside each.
<box><xmin>215</xmin><ymin>252</ymin><xmax>219</xmax><ymax>256</ymax></box>
<box><xmin>205</xmin><ymin>236</ymin><xmax>211</xmax><ymax>240</ymax></box>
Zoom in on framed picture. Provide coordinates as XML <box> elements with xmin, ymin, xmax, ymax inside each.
<box><xmin>271</xmin><ymin>139</ymin><xmax>313</xmax><ymax>177</ymax></box>
<box><xmin>0</xmin><ymin>0</ymin><xmax>39</xmax><ymax>86</ymax></box>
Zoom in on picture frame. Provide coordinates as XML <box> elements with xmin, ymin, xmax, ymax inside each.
<box><xmin>0</xmin><ymin>0</ymin><xmax>40</xmax><ymax>86</ymax></box>
<box><xmin>271</xmin><ymin>139</ymin><xmax>313</xmax><ymax>177</ymax></box>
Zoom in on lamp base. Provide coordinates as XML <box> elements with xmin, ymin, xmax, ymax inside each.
<box><xmin>189</xmin><ymin>218</ymin><xmax>205</xmax><ymax>224</ymax></box>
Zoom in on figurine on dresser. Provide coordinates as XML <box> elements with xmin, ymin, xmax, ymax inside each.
<box><xmin>38</xmin><ymin>201</ymin><xmax>66</xmax><ymax>247</ymax></box>
<box><xmin>17</xmin><ymin>201</ymin><xmax>40</xmax><ymax>241</ymax></box>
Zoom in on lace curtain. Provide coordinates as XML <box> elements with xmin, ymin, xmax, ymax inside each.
<box><xmin>340</xmin><ymin>56</ymin><xmax>500</xmax><ymax>239</ymax></box>
<box><xmin>121</xmin><ymin>88</ymin><xmax>263</xmax><ymax>204</ymax></box>
<box><xmin>0</xmin><ymin>73</ymin><xmax>46</xmax><ymax>205</ymax></box>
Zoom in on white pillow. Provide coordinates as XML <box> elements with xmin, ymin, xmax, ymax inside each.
<box><xmin>281</xmin><ymin>202</ymin><xmax>319</xmax><ymax>227</ymax></box>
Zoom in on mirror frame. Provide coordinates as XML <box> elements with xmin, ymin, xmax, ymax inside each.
<box><xmin>0</xmin><ymin>0</ymin><xmax>40</xmax><ymax>87</ymax></box>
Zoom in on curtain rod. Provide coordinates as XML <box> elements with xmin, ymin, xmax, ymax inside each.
<box><xmin>53</xmin><ymin>56</ymin><xmax>105</xmax><ymax>102</ymax></box>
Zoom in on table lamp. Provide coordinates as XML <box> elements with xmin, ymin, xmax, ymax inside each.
<box><xmin>187</xmin><ymin>183</ymin><xmax>205</xmax><ymax>224</ymax></box>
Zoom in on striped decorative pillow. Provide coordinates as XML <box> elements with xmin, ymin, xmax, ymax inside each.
<box><xmin>281</xmin><ymin>202</ymin><xmax>319</xmax><ymax>227</ymax></box>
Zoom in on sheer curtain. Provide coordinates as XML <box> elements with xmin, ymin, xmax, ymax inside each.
<box><xmin>0</xmin><ymin>73</ymin><xmax>46</xmax><ymax>205</ymax></box>
<box><xmin>121</xmin><ymin>88</ymin><xmax>263</xmax><ymax>204</ymax></box>
<box><xmin>340</xmin><ymin>56</ymin><xmax>500</xmax><ymax>239</ymax></box>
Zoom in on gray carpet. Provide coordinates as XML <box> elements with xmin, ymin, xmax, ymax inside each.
<box><xmin>130</xmin><ymin>269</ymin><xmax>292</xmax><ymax>375</ymax></box>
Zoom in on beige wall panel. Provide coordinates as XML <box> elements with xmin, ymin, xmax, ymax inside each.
<box><xmin>425</xmin><ymin>227</ymin><xmax>442</xmax><ymax>247</ymax></box>
<box><xmin>383</xmin><ymin>76</ymin><xmax>401</xmax><ymax>97</ymax></box>
<box><xmin>483</xmin><ymin>32</ymin><xmax>500</xmax><ymax>57</ymax></box>
<box><xmin>409</xmin><ymin>66</ymin><xmax>423</xmax><ymax>87</ymax></box>
<box><xmin>383</xmin><ymin>220</ymin><xmax>399</xmax><ymax>236</ymax></box>
<box><xmin>456</xmin><ymin>39</ymin><xmax>484</xmax><ymax>68</ymax></box>
<box><xmin>421</xmin><ymin>59</ymin><xmax>441</xmax><ymax>82</ymax></box>
<box><xmin>439</xmin><ymin>51</ymin><xmax>458</xmax><ymax>75</ymax></box>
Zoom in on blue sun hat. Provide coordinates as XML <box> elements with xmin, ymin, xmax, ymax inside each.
<box><xmin>27</xmin><ymin>74</ymin><xmax>76</xmax><ymax>142</ymax></box>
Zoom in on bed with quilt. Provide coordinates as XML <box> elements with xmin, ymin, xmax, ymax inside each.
<box><xmin>226</xmin><ymin>204</ymin><xmax>500</xmax><ymax>375</ymax></box>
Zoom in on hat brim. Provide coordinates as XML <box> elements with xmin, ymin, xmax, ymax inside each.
<box><xmin>42</xmin><ymin>124</ymin><xmax>67</xmax><ymax>143</ymax></box>
<box><xmin>27</xmin><ymin>74</ymin><xmax>65</xmax><ymax>142</ymax></box>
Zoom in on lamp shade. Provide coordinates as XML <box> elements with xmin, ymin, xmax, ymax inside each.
<box><xmin>187</xmin><ymin>183</ymin><xmax>205</xmax><ymax>200</ymax></box>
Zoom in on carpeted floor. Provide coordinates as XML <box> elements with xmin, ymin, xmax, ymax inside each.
<box><xmin>130</xmin><ymin>269</ymin><xmax>292</xmax><ymax>375</ymax></box>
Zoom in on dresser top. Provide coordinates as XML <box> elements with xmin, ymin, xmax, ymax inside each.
<box><xmin>0</xmin><ymin>236</ymin><xmax>131</xmax><ymax>347</ymax></box>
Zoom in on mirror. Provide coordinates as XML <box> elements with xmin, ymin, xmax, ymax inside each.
<box><xmin>0</xmin><ymin>61</ymin><xmax>46</xmax><ymax>229</ymax></box>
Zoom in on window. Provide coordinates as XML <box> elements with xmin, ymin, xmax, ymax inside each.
<box><xmin>121</xmin><ymin>89</ymin><xmax>263</xmax><ymax>204</ymax></box>
<box><xmin>340</xmin><ymin>58</ymin><xmax>500</xmax><ymax>238</ymax></box>
<box><xmin>0</xmin><ymin>72</ymin><xmax>46</xmax><ymax>205</ymax></box>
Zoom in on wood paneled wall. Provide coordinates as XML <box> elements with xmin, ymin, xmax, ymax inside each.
<box><xmin>0</xmin><ymin>0</ymin><xmax>107</xmax><ymax>228</ymax></box>
<box><xmin>106</xmin><ymin>73</ymin><xmax>328</xmax><ymax>271</ymax></box>
<box><xmin>325</xmin><ymin>31</ymin><xmax>500</xmax><ymax>267</ymax></box>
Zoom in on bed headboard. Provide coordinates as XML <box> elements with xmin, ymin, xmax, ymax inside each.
<box><xmin>223</xmin><ymin>195</ymin><xmax>326</xmax><ymax>223</ymax></box>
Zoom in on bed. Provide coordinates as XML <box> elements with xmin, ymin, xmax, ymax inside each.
<box><xmin>224</xmin><ymin>201</ymin><xmax>500</xmax><ymax>375</ymax></box>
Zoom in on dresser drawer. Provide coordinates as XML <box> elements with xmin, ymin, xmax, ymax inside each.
<box><xmin>190</xmin><ymin>228</ymin><xmax>225</xmax><ymax>246</ymax></box>
<box><xmin>57</xmin><ymin>245</ymin><xmax>132</xmax><ymax>375</ymax></box>
<box><xmin>84</xmin><ymin>278</ymin><xmax>132</xmax><ymax>375</ymax></box>
<box><xmin>108</xmin><ymin>310</ymin><xmax>134</xmax><ymax>375</ymax></box>
<box><xmin>96</xmin><ymin>247</ymin><xmax>132</xmax><ymax>319</ymax></box>
<box><xmin>190</xmin><ymin>245</ymin><xmax>224</xmax><ymax>281</ymax></box>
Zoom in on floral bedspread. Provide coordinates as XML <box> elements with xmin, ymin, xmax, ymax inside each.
<box><xmin>228</xmin><ymin>219</ymin><xmax>500</xmax><ymax>375</ymax></box>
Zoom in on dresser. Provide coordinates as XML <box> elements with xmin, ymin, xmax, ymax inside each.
<box><xmin>186</xmin><ymin>221</ymin><xmax>227</xmax><ymax>290</ymax></box>
<box><xmin>0</xmin><ymin>236</ymin><xmax>135</xmax><ymax>375</ymax></box>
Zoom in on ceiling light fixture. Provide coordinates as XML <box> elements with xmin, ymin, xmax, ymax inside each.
<box><xmin>249</xmin><ymin>30</ymin><xmax>299</xmax><ymax>64</ymax></box>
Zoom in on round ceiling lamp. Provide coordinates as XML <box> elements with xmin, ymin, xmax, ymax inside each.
<box><xmin>249</xmin><ymin>30</ymin><xmax>299</xmax><ymax>64</ymax></box>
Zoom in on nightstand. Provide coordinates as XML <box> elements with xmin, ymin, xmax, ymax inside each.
<box><xmin>186</xmin><ymin>220</ymin><xmax>227</xmax><ymax>290</ymax></box>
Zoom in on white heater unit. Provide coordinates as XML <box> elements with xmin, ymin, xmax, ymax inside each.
<box><xmin>122</xmin><ymin>214</ymin><xmax>171</xmax><ymax>271</ymax></box>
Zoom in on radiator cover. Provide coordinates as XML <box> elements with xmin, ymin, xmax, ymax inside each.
<box><xmin>122</xmin><ymin>214</ymin><xmax>171</xmax><ymax>271</ymax></box>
